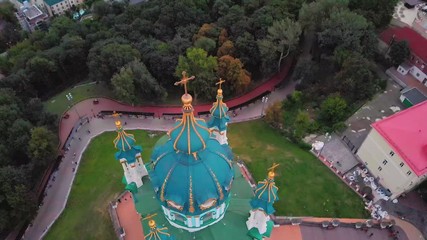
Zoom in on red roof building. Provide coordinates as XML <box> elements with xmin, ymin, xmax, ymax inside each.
<box><xmin>380</xmin><ymin>27</ymin><xmax>427</xmax><ymax>85</ymax></box>
<box><xmin>372</xmin><ymin>101</ymin><xmax>427</xmax><ymax>176</ymax></box>
<box><xmin>357</xmin><ymin>101</ymin><xmax>427</xmax><ymax>199</ymax></box>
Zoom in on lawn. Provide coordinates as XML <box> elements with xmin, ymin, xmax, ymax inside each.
<box><xmin>45</xmin><ymin>130</ymin><xmax>162</xmax><ymax>240</ymax></box>
<box><xmin>43</xmin><ymin>82</ymin><xmax>114</xmax><ymax>116</ymax></box>
<box><xmin>45</xmin><ymin>120</ymin><xmax>367</xmax><ymax>239</ymax></box>
<box><xmin>228</xmin><ymin>120</ymin><xmax>368</xmax><ymax>218</ymax></box>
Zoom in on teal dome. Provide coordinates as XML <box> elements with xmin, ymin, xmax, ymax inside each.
<box><xmin>169</xmin><ymin>115</ymin><xmax>211</xmax><ymax>154</ymax></box>
<box><xmin>207</xmin><ymin>93</ymin><xmax>230</xmax><ymax>132</ymax></box>
<box><xmin>250</xmin><ymin>174</ymin><xmax>279</xmax><ymax>215</ymax></box>
<box><xmin>149</xmin><ymin>93</ymin><xmax>234</xmax><ymax>215</ymax></box>
<box><xmin>113</xmin><ymin>123</ymin><xmax>142</xmax><ymax>164</ymax></box>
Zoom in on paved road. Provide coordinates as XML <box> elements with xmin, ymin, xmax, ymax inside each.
<box><xmin>22</xmin><ymin>78</ymin><xmax>297</xmax><ymax>240</ymax></box>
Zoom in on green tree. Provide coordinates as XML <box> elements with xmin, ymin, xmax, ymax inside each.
<box><xmin>349</xmin><ymin>0</ymin><xmax>399</xmax><ymax>28</ymax></box>
<box><xmin>25</xmin><ymin>56</ymin><xmax>58</xmax><ymax>96</ymax></box>
<box><xmin>235</xmin><ymin>32</ymin><xmax>260</xmax><ymax>73</ymax></box>
<box><xmin>318</xmin><ymin>9</ymin><xmax>375</xmax><ymax>55</ymax></box>
<box><xmin>258</xmin><ymin>18</ymin><xmax>302</xmax><ymax>73</ymax></box>
<box><xmin>194</xmin><ymin>37</ymin><xmax>216</xmax><ymax>54</ymax></box>
<box><xmin>299</xmin><ymin>0</ymin><xmax>349</xmax><ymax>30</ymax></box>
<box><xmin>87</xmin><ymin>42</ymin><xmax>140</xmax><ymax>83</ymax></box>
<box><xmin>389</xmin><ymin>41</ymin><xmax>410</xmax><ymax>67</ymax></box>
<box><xmin>217</xmin><ymin>55</ymin><xmax>251</xmax><ymax>94</ymax></box>
<box><xmin>111</xmin><ymin>66</ymin><xmax>136</xmax><ymax>103</ymax></box>
<box><xmin>294</xmin><ymin>111</ymin><xmax>311</xmax><ymax>139</ymax></box>
<box><xmin>334</xmin><ymin>54</ymin><xmax>380</xmax><ymax>102</ymax></box>
<box><xmin>28</xmin><ymin>126</ymin><xmax>57</xmax><ymax>169</ymax></box>
<box><xmin>175</xmin><ymin>48</ymin><xmax>217</xmax><ymax>100</ymax></box>
<box><xmin>318</xmin><ymin>95</ymin><xmax>348</xmax><ymax>126</ymax></box>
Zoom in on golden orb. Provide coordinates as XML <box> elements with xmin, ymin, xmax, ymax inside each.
<box><xmin>268</xmin><ymin>171</ymin><xmax>275</xmax><ymax>179</ymax></box>
<box><xmin>148</xmin><ymin>219</ymin><xmax>156</xmax><ymax>228</ymax></box>
<box><xmin>181</xmin><ymin>94</ymin><xmax>193</xmax><ymax>105</ymax></box>
<box><xmin>217</xmin><ymin>89</ymin><xmax>223</xmax><ymax>96</ymax></box>
<box><xmin>115</xmin><ymin>120</ymin><xmax>122</xmax><ymax>128</ymax></box>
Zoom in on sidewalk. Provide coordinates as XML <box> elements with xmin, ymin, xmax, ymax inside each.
<box><xmin>23</xmin><ymin>77</ymin><xmax>296</xmax><ymax>240</ymax></box>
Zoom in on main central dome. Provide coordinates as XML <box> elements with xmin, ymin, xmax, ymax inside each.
<box><xmin>149</xmin><ymin>73</ymin><xmax>234</xmax><ymax>232</ymax></box>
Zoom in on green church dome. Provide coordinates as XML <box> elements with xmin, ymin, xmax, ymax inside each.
<box><xmin>207</xmin><ymin>88</ymin><xmax>230</xmax><ymax>132</ymax></box>
<box><xmin>149</xmin><ymin>89</ymin><xmax>234</xmax><ymax>218</ymax></box>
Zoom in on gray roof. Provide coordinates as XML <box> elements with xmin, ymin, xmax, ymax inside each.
<box><xmin>22</xmin><ymin>6</ymin><xmax>43</xmax><ymax>20</ymax></box>
<box><xmin>401</xmin><ymin>87</ymin><xmax>427</xmax><ymax>105</ymax></box>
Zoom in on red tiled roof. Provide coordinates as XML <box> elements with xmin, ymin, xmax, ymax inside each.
<box><xmin>379</xmin><ymin>27</ymin><xmax>427</xmax><ymax>63</ymax></box>
<box><xmin>372</xmin><ymin>101</ymin><xmax>427</xmax><ymax>176</ymax></box>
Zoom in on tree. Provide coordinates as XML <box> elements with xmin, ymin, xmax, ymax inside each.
<box><xmin>299</xmin><ymin>0</ymin><xmax>349</xmax><ymax>31</ymax></box>
<box><xmin>217</xmin><ymin>40</ymin><xmax>235</xmax><ymax>57</ymax></box>
<box><xmin>193</xmin><ymin>23</ymin><xmax>219</xmax><ymax>42</ymax></box>
<box><xmin>25</xmin><ymin>56</ymin><xmax>58</xmax><ymax>96</ymax></box>
<box><xmin>334</xmin><ymin>54</ymin><xmax>380</xmax><ymax>102</ymax></box>
<box><xmin>175</xmin><ymin>48</ymin><xmax>217</xmax><ymax>100</ymax></box>
<box><xmin>218</xmin><ymin>28</ymin><xmax>228</xmax><ymax>45</ymax></box>
<box><xmin>112</xmin><ymin>60</ymin><xmax>167</xmax><ymax>103</ymax></box>
<box><xmin>318</xmin><ymin>9</ymin><xmax>374</xmax><ymax>55</ymax></box>
<box><xmin>318</xmin><ymin>95</ymin><xmax>348</xmax><ymax>125</ymax></box>
<box><xmin>294</xmin><ymin>111</ymin><xmax>311</xmax><ymax>139</ymax></box>
<box><xmin>258</xmin><ymin>18</ymin><xmax>302</xmax><ymax>73</ymax></box>
<box><xmin>194</xmin><ymin>37</ymin><xmax>216</xmax><ymax>54</ymax></box>
<box><xmin>349</xmin><ymin>0</ymin><xmax>399</xmax><ymax>28</ymax></box>
<box><xmin>389</xmin><ymin>41</ymin><xmax>410</xmax><ymax>67</ymax></box>
<box><xmin>235</xmin><ymin>32</ymin><xmax>260</xmax><ymax>73</ymax></box>
<box><xmin>217</xmin><ymin>55</ymin><xmax>251</xmax><ymax>94</ymax></box>
<box><xmin>28</xmin><ymin>126</ymin><xmax>57</xmax><ymax>169</ymax></box>
<box><xmin>111</xmin><ymin>66</ymin><xmax>136</xmax><ymax>103</ymax></box>
<box><xmin>87</xmin><ymin>41</ymin><xmax>140</xmax><ymax>83</ymax></box>
<box><xmin>265</xmin><ymin>101</ymin><xmax>283</xmax><ymax>128</ymax></box>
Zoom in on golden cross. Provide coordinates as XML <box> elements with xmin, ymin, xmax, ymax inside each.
<box><xmin>141</xmin><ymin>213</ymin><xmax>157</xmax><ymax>221</ymax></box>
<box><xmin>215</xmin><ymin>78</ymin><xmax>225</xmax><ymax>89</ymax></box>
<box><xmin>268</xmin><ymin>163</ymin><xmax>280</xmax><ymax>172</ymax></box>
<box><xmin>174</xmin><ymin>71</ymin><xmax>195</xmax><ymax>95</ymax></box>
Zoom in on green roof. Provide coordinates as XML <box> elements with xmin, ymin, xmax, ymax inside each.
<box><xmin>45</xmin><ymin>0</ymin><xmax>63</xmax><ymax>6</ymax></box>
<box><xmin>135</xmin><ymin>165</ymin><xmax>254</xmax><ymax>240</ymax></box>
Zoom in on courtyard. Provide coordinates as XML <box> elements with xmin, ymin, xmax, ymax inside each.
<box><xmin>45</xmin><ymin>120</ymin><xmax>367</xmax><ymax>239</ymax></box>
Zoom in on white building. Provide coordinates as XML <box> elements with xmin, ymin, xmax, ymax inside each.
<box><xmin>357</xmin><ymin>101</ymin><xmax>427</xmax><ymax>199</ymax></box>
<box><xmin>43</xmin><ymin>0</ymin><xmax>84</xmax><ymax>16</ymax></box>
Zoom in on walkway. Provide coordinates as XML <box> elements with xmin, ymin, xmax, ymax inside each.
<box><xmin>58</xmin><ymin>61</ymin><xmax>293</xmax><ymax>149</ymax></box>
<box><xmin>23</xmin><ymin>65</ymin><xmax>296</xmax><ymax>240</ymax></box>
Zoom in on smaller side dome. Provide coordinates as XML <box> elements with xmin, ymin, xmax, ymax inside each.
<box><xmin>113</xmin><ymin>120</ymin><xmax>142</xmax><ymax>164</ymax></box>
<box><xmin>250</xmin><ymin>164</ymin><xmax>280</xmax><ymax>215</ymax></box>
<box><xmin>207</xmin><ymin>78</ymin><xmax>230</xmax><ymax>131</ymax></box>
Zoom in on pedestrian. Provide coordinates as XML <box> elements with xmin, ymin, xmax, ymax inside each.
<box><xmin>368</xmin><ymin>232</ymin><xmax>374</xmax><ymax>238</ymax></box>
<box><xmin>124</xmin><ymin>121</ymin><xmax>127</xmax><ymax>125</ymax></box>
<box><xmin>73</xmin><ymin>152</ymin><xmax>76</xmax><ymax>157</ymax></box>
<box><xmin>78</xmin><ymin>137</ymin><xmax>81</xmax><ymax>141</ymax></box>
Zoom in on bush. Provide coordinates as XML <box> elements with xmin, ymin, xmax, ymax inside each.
<box><xmin>378</xmin><ymin>79</ymin><xmax>387</xmax><ymax>91</ymax></box>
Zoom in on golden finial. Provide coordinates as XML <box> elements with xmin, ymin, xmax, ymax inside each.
<box><xmin>268</xmin><ymin>163</ymin><xmax>280</xmax><ymax>179</ymax></box>
<box><xmin>174</xmin><ymin>71</ymin><xmax>195</xmax><ymax>95</ymax></box>
<box><xmin>141</xmin><ymin>213</ymin><xmax>158</xmax><ymax>229</ymax></box>
<box><xmin>112</xmin><ymin>111</ymin><xmax>122</xmax><ymax>128</ymax></box>
<box><xmin>216</xmin><ymin>78</ymin><xmax>225</xmax><ymax>90</ymax></box>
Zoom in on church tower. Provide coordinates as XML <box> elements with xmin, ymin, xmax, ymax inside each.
<box><xmin>207</xmin><ymin>78</ymin><xmax>230</xmax><ymax>145</ymax></box>
<box><xmin>113</xmin><ymin>113</ymin><xmax>148</xmax><ymax>188</ymax></box>
<box><xmin>149</xmin><ymin>72</ymin><xmax>234</xmax><ymax>232</ymax></box>
<box><xmin>246</xmin><ymin>163</ymin><xmax>280</xmax><ymax>239</ymax></box>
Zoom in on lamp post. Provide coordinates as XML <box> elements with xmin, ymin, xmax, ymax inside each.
<box><xmin>66</xmin><ymin>93</ymin><xmax>81</xmax><ymax>118</ymax></box>
<box><xmin>261</xmin><ymin>96</ymin><xmax>269</xmax><ymax>116</ymax></box>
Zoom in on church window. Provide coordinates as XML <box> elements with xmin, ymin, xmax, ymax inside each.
<box><xmin>389</xmin><ymin>151</ymin><xmax>394</xmax><ymax>156</ymax></box>
<box><xmin>382</xmin><ymin>159</ymin><xmax>388</xmax><ymax>165</ymax></box>
<box><xmin>400</xmin><ymin>162</ymin><xmax>404</xmax><ymax>167</ymax></box>
<box><xmin>406</xmin><ymin>171</ymin><xmax>411</xmax><ymax>176</ymax></box>
<box><xmin>378</xmin><ymin>166</ymin><xmax>382</xmax><ymax>171</ymax></box>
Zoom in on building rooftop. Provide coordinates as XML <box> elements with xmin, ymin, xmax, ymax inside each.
<box><xmin>22</xmin><ymin>5</ymin><xmax>43</xmax><ymax>20</ymax></box>
<box><xmin>379</xmin><ymin>27</ymin><xmax>427</xmax><ymax>63</ymax></box>
<box><xmin>372</xmin><ymin>100</ymin><xmax>427</xmax><ymax>176</ymax></box>
<box><xmin>401</xmin><ymin>87</ymin><xmax>427</xmax><ymax>106</ymax></box>
<box><xmin>44</xmin><ymin>0</ymin><xmax>63</xmax><ymax>6</ymax></box>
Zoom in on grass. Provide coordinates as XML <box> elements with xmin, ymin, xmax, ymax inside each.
<box><xmin>228</xmin><ymin>120</ymin><xmax>368</xmax><ymax>218</ymax></box>
<box><xmin>45</xmin><ymin>130</ymin><xmax>161</xmax><ymax>240</ymax></box>
<box><xmin>45</xmin><ymin>120</ymin><xmax>367</xmax><ymax>239</ymax></box>
<box><xmin>43</xmin><ymin>82</ymin><xmax>114</xmax><ymax>116</ymax></box>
